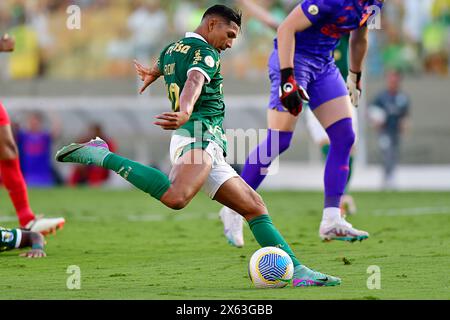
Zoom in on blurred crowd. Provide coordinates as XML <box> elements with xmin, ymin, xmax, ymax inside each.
<box><xmin>369</xmin><ymin>0</ymin><xmax>450</xmax><ymax>76</ymax></box>
<box><xmin>0</xmin><ymin>0</ymin><xmax>449</xmax><ymax>79</ymax></box>
<box><xmin>10</xmin><ymin>111</ymin><xmax>117</xmax><ymax>188</ymax></box>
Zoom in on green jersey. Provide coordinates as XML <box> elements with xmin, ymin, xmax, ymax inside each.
<box><xmin>0</xmin><ymin>227</ymin><xmax>21</xmax><ymax>252</ymax></box>
<box><xmin>158</xmin><ymin>32</ymin><xmax>227</xmax><ymax>153</ymax></box>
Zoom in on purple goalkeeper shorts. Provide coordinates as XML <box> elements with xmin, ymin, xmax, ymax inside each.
<box><xmin>268</xmin><ymin>49</ymin><xmax>349</xmax><ymax>111</ymax></box>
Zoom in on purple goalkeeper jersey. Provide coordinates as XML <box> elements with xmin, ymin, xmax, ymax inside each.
<box><xmin>275</xmin><ymin>0</ymin><xmax>384</xmax><ymax>61</ymax></box>
<box><xmin>268</xmin><ymin>0</ymin><xmax>384</xmax><ymax>110</ymax></box>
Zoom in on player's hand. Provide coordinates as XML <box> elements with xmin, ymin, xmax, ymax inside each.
<box><xmin>0</xmin><ymin>34</ymin><xmax>15</xmax><ymax>52</ymax></box>
<box><xmin>20</xmin><ymin>249</ymin><xmax>46</xmax><ymax>259</ymax></box>
<box><xmin>347</xmin><ymin>70</ymin><xmax>362</xmax><ymax>107</ymax></box>
<box><xmin>279</xmin><ymin>68</ymin><xmax>309</xmax><ymax>117</ymax></box>
<box><xmin>154</xmin><ymin>111</ymin><xmax>190</xmax><ymax>130</ymax></box>
<box><xmin>134</xmin><ymin>59</ymin><xmax>158</xmax><ymax>94</ymax></box>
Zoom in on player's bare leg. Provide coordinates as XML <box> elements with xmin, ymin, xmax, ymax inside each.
<box><xmin>0</xmin><ymin>125</ymin><xmax>18</xmax><ymax>159</ymax></box>
<box><xmin>215</xmin><ymin>177</ymin><xmax>267</xmax><ymax>221</ymax></box>
<box><xmin>0</xmin><ymin>122</ymin><xmax>65</xmax><ymax>235</ymax></box>
<box><xmin>160</xmin><ymin>149</ymin><xmax>212</xmax><ymax>210</ymax></box>
<box><xmin>267</xmin><ymin>109</ymin><xmax>299</xmax><ymax>132</ymax></box>
<box><xmin>313</xmin><ymin>96</ymin><xmax>368</xmax><ymax>242</ymax></box>
<box><xmin>214</xmin><ymin>176</ymin><xmax>341</xmax><ymax>287</ymax></box>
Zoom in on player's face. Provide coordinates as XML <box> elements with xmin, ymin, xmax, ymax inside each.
<box><xmin>210</xmin><ymin>20</ymin><xmax>239</xmax><ymax>53</ymax></box>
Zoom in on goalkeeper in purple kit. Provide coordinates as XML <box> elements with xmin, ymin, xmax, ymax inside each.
<box><xmin>221</xmin><ymin>0</ymin><xmax>384</xmax><ymax>245</ymax></box>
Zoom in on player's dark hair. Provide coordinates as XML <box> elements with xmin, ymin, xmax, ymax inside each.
<box><xmin>202</xmin><ymin>4</ymin><xmax>242</xmax><ymax>28</ymax></box>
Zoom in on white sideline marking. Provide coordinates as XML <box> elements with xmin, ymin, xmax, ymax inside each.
<box><xmin>371</xmin><ymin>207</ymin><xmax>450</xmax><ymax>216</ymax></box>
<box><xmin>2</xmin><ymin>208</ymin><xmax>449</xmax><ymax>225</ymax></box>
<box><xmin>127</xmin><ymin>212</ymin><xmax>218</xmax><ymax>221</ymax></box>
<box><xmin>0</xmin><ymin>213</ymin><xmax>219</xmax><ymax>224</ymax></box>
<box><xmin>0</xmin><ymin>217</ymin><xmax>17</xmax><ymax>222</ymax></box>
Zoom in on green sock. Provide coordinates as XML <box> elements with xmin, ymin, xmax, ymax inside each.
<box><xmin>248</xmin><ymin>215</ymin><xmax>301</xmax><ymax>267</ymax></box>
<box><xmin>103</xmin><ymin>153</ymin><xmax>170</xmax><ymax>200</ymax></box>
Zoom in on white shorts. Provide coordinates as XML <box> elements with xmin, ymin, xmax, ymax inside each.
<box><xmin>169</xmin><ymin>134</ymin><xmax>239</xmax><ymax>199</ymax></box>
<box><xmin>305</xmin><ymin>107</ymin><xmax>359</xmax><ymax>144</ymax></box>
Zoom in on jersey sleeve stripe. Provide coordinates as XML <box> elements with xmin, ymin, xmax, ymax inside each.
<box><xmin>187</xmin><ymin>67</ymin><xmax>211</xmax><ymax>84</ymax></box>
<box><xmin>14</xmin><ymin>229</ymin><xmax>22</xmax><ymax>249</ymax></box>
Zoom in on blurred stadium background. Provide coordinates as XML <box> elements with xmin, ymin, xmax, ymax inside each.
<box><xmin>1</xmin><ymin>0</ymin><xmax>449</xmax><ymax>191</ymax></box>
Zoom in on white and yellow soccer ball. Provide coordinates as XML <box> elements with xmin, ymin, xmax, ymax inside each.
<box><xmin>248</xmin><ymin>247</ymin><xmax>294</xmax><ymax>288</ymax></box>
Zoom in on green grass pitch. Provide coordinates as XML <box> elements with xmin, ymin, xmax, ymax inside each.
<box><xmin>0</xmin><ymin>188</ymin><xmax>449</xmax><ymax>300</ymax></box>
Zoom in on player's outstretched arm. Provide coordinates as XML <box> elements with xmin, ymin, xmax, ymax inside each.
<box><xmin>276</xmin><ymin>6</ymin><xmax>311</xmax><ymax>116</ymax></box>
<box><xmin>154</xmin><ymin>70</ymin><xmax>205</xmax><ymax>130</ymax></box>
<box><xmin>18</xmin><ymin>230</ymin><xmax>46</xmax><ymax>258</ymax></box>
<box><xmin>348</xmin><ymin>27</ymin><xmax>369</xmax><ymax>107</ymax></box>
<box><xmin>349</xmin><ymin>27</ymin><xmax>369</xmax><ymax>74</ymax></box>
<box><xmin>0</xmin><ymin>34</ymin><xmax>15</xmax><ymax>52</ymax></box>
<box><xmin>277</xmin><ymin>5</ymin><xmax>311</xmax><ymax>69</ymax></box>
<box><xmin>134</xmin><ymin>59</ymin><xmax>163</xmax><ymax>94</ymax></box>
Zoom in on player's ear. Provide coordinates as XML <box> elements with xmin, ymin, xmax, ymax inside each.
<box><xmin>208</xmin><ymin>17</ymin><xmax>218</xmax><ymax>32</ymax></box>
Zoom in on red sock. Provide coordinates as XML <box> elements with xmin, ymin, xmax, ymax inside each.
<box><xmin>0</xmin><ymin>158</ymin><xmax>35</xmax><ymax>226</ymax></box>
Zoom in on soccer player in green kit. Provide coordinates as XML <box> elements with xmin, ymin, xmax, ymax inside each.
<box><xmin>56</xmin><ymin>5</ymin><xmax>340</xmax><ymax>287</ymax></box>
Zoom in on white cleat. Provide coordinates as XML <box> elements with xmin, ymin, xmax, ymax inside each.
<box><xmin>25</xmin><ymin>216</ymin><xmax>66</xmax><ymax>236</ymax></box>
<box><xmin>219</xmin><ymin>206</ymin><xmax>244</xmax><ymax>248</ymax></box>
<box><xmin>319</xmin><ymin>218</ymin><xmax>369</xmax><ymax>242</ymax></box>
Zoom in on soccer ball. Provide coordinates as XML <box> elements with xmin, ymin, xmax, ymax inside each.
<box><xmin>248</xmin><ymin>247</ymin><xmax>294</xmax><ymax>288</ymax></box>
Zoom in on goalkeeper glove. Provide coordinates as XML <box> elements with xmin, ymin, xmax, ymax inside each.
<box><xmin>279</xmin><ymin>68</ymin><xmax>309</xmax><ymax>116</ymax></box>
<box><xmin>347</xmin><ymin>70</ymin><xmax>362</xmax><ymax>107</ymax></box>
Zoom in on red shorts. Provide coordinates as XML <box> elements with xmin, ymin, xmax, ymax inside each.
<box><xmin>0</xmin><ymin>101</ymin><xmax>11</xmax><ymax>126</ymax></box>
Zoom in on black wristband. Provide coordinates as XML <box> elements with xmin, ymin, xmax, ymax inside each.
<box><xmin>281</xmin><ymin>68</ymin><xmax>294</xmax><ymax>83</ymax></box>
